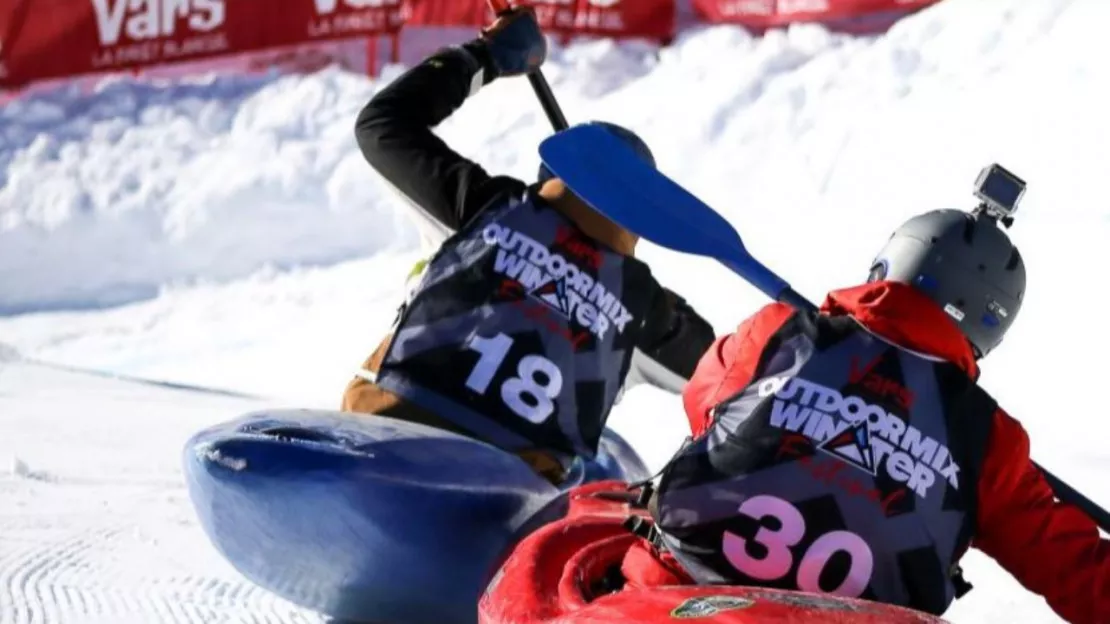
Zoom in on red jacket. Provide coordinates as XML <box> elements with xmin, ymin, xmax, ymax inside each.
<box><xmin>628</xmin><ymin>281</ymin><xmax>1109</xmax><ymax>623</ymax></box>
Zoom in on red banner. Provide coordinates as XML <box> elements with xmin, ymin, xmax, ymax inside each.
<box><xmin>405</xmin><ymin>0</ymin><xmax>675</xmax><ymax>42</ymax></box>
<box><xmin>0</xmin><ymin>0</ymin><xmax>938</xmax><ymax>89</ymax></box>
<box><xmin>526</xmin><ymin>0</ymin><xmax>675</xmax><ymax>41</ymax></box>
<box><xmin>692</xmin><ymin>0</ymin><xmax>940</xmax><ymax>30</ymax></box>
<box><xmin>0</xmin><ymin>0</ymin><xmax>405</xmax><ymax>89</ymax></box>
<box><xmin>285</xmin><ymin>0</ymin><xmax>406</xmax><ymax>43</ymax></box>
<box><xmin>404</xmin><ymin>0</ymin><xmax>487</xmax><ymax>27</ymax></box>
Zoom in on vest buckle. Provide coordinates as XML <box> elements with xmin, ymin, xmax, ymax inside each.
<box><xmin>633</xmin><ymin>481</ymin><xmax>655</xmax><ymax>509</ymax></box>
<box><xmin>622</xmin><ymin>515</ymin><xmax>662</xmax><ymax>548</ymax></box>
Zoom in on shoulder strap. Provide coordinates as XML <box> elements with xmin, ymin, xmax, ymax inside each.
<box><xmin>937</xmin><ymin>368</ymin><xmax>997</xmax><ymax>599</ymax></box>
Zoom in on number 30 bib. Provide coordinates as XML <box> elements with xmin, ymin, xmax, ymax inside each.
<box><xmin>375</xmin><ymin>193</ymin><xmax>654</xmax><ymax>460</ymax></box>
<box><xmin>652</xmin><ymin>312</ymin><xmax>996</xmax><ymax>615</ymax></box>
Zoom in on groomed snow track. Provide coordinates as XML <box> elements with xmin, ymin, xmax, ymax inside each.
<box><xmin>0</xmin><ymin>357</ymin><xmax>324</xmax><ymax>624</ymax></box>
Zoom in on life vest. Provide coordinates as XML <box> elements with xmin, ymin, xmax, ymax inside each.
<box><xmin>651</xmin><ymin>310</ymin><xmax>995</xmax><ymax>614</ymax></box>
<box><xmin>376</xmin><ymin>191</ymin><xmax>656</xmax><ymax>462</ymax></box>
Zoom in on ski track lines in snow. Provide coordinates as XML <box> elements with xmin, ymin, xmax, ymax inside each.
<box><xmin>0</xmin><ymin>361</ymin><xmax>323</xmax><ymax>624</ymax></box>
<box><xmin>2</xmin><ymin>0</ymin><xmax>1110</xmax><ymax>622</ymax></box>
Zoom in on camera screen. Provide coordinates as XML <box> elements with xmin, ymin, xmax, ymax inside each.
<box><xmin>980</xmin><ymin>168</ymin><xmax>1024</xmax><ymax>211</ymax></box>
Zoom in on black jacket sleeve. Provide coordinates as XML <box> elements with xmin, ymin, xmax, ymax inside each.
<box><xmin>355</xmin><ymin>42</ymin><xmax>525</xmax><ymax>234</ymax></box>
<box><xmin>631</xmin><ymin>285</ymin><xmax>716</xmax><ymax>393</ymax></box>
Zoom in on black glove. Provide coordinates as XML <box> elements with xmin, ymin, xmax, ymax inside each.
<box><xmin>476</xmin><ymin>7</ymin><xmax>547</xmax><ymax>80</ymax></box>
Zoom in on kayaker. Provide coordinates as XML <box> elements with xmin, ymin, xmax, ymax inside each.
<box><xmin>621</xmin><ymin>193</ymin><xmax>1110</xmax><ymax>623</ymax></box>
<box><xmin>343</xmin><ymin>7</ymin><xmax>715</xmax><ymax>482</ymax></box>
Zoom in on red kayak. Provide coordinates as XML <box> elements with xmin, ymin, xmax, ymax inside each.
<box><xmin>479</xmin><ymin>481</ymin><xmax>948</xmax><ymax>624</ymax></box>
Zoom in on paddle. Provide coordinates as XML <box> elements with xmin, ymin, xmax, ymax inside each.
<box><xmin>538</xmin><ymin>123</ymin><xmax>1110</xmax><ymax>532</ymax></box>
<box><xmin>539</xmin><ymin>124</ymin><xmax>811</xmax><ymax>309</ymax></box>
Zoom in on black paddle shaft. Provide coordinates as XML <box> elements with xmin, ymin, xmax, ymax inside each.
<box><xmin>1040</xmin><ymin>467</ymin><xmax>1110</xmax><ymax>532</ymax></box>
<box><xmin>527</xmin><ymin>72</ymin><xmax>569</xmax><ymax>131</ymax></box>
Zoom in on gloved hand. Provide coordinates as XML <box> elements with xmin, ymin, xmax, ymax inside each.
<box><xmin>479</xmin><ymin>7</ymin><xmax>547</xmax><ymax>79</ymax></box>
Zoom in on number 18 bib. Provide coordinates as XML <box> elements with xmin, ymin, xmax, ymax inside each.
<box><xmin>375</xmin><ymin>193</ymin><xmax>654</xmax><ymax>460</ymax></box>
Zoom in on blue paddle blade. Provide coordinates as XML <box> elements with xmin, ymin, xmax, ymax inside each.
<box><xmin>538</xmin><ymin>123</ymin><xmax>792</xmax><ymax>301</ymax></box>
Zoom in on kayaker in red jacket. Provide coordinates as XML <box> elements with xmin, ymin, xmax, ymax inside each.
<box><xmin>622</xmin><ymin>200</ymin><xmax>1110</xmax><ymax>623</ymax></box>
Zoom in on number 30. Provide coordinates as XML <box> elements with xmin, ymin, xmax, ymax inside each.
<box><xmin>464</xmin><ymin>333</ymin><xmax>563</xmax><ymax>424</ymax></box>
<box><xmin>722</xmin><ymin>495</ymin><xmax>874</xmax><ymax>597</ymax></box>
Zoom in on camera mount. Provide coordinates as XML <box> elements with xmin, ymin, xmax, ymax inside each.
<box><xmin>972</xmin><ymin>163</ymin><xmax>1025</xmax><ymax>229</ymax></box>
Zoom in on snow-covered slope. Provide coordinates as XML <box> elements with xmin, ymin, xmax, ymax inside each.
<box><xmin>2</xmin><ymin>0</ymin><xmax>1108</xmax><ymax>621</ymax></box>
<box><xmin>0</xmin><ymin>71</ymin><xmax>420</xmax><ymax>314</ymax></box>
<box><xmin>0</xmin><ymin>354</ymin><xmax>324</xmax><ymax>623</ymax></box>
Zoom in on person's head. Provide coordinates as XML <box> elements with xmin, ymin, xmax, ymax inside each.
<box><xmin>867</xmin><ymin>207</ymin><xmax>1025</xmax><ymax>360</ymax></box>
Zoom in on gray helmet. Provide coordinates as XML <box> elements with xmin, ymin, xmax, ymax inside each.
<box><xmin>538</xmin><ymin>121</ymin><xmax>655</xmax><ymax>182</ymax></box>
<box><xmin>868</xmin><ymin>209</ymin><xmax>1025</xmax><ymax>359</ymax></box>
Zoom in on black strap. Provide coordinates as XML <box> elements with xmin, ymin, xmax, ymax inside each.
<box><xmin>944</xmin><ymin>379</ymin><xmax>997</xmax><ymax>602</ymax></box>
<box><xmin>623</xmin><ymin>515</ymin><xmax>663</xmax><ymax>549</ymax></box>
<box><xmin>951</xmin><ymin>564</ymin><xmax>974</xmax><ymax>599</ymax></box>
<box><xmin>593</xmin><ymin>479</ymin><xmax>665</xmax><ymax>548</ymax></box>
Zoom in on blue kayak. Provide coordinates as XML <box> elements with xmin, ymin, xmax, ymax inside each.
<box><xmin>182</xmin><ymin>409</ymin><xmax>649</xmax><ymax>623</ymax></box>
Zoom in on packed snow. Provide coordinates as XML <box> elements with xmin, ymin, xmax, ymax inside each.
<box><xmin>2</xmin><ymin>0</ymin><xmax>1109</xmax><ymax>621</ymax></box>
<box><xmin>0</xmin><ymin>358</ymin><xmax>321</xmax><ymax>624</ymax></box>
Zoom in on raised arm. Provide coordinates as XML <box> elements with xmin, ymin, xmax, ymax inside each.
<box><xmin>354</xmin><ymin>14</ymin><xmax>543</xmax><ymax>234</ymax></box>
